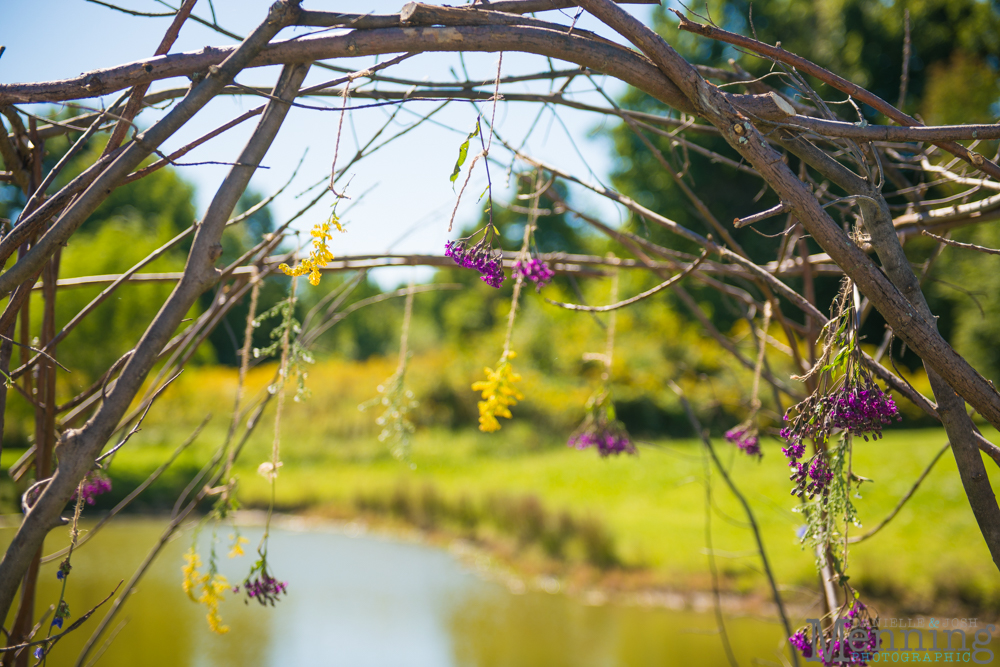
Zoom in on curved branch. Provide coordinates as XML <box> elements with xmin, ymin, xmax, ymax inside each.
<box><xmin>545</xmin><ymin>250</ymin><xmax>708</xmax><ymax>311</ymax></box>
<box><xmin>0</xmin><ymin>25</ymin><xmax>692</xmax><ymax>111</ymax></box>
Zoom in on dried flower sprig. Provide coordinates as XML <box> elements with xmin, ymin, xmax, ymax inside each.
<box><xmin>72</xmin><ymin>470</ymin><xmax>112</xmax><ymax>505</ymax></box>
<box><xmin>567</xmin><ymin>390</ymin><xmax>635</xmax><ymax>457</ymax></box>
<box><xmin>470</xmin><ymin>210</ymin><xmax>537</xmax><ymax>433</ymax></box>
<box><xmin>279</xmin><ymin>212</ymin><xmax>344</xmax><ymax>286</ymax></box>
<box><xmin>234</xmin><ymin>554</ymin><xmax>288</xmax><ymax>607</ymax></box>
<box><xmin>228</xmin><ymin>534</ymin><xmax>250</xmax><ymax>559</ymax></box>
<box><xmin>512</xmin><ymin>257</ymin><xmax>554</xmax><ymax>291</ymax></box>
<box><xmin>360</xmin><ymin>366</ymin><xmax>418</xmax><ymax>458</ymax></box>
<box><xmin>780</xmin><ymin>280</ymin><xmax>899</xmax><ymax>498</ymax></box>
<box><xmin>725</xmin><ymin>422</ymin><xmax>761</xmax><ymax>458</ymax></box>
<box><xmin>360</xmin><ymin>283</ymin><xmax>418</xmax><ymax>459</ymax></box>
<box><xmin>181</xmin><ymin>547</ymin><xmax>231</xmax><ymax>634</ymax></box>
<box><xmin>445</xmin><ymin>224</ymin><xmax>505</xmax><ymax>288</ymax></box>
<box><xmin>472</xmin><ymin>351</ymin><xmax>523</xmax><ymax>433</ymax></box>
<box><xmin>789</xmin><ymin>597</ymin><xmax>879</xmax><ymax>666</ymax></box>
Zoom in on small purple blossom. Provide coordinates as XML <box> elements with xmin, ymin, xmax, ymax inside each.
<box><xmin>445</xmin><ymin>235</ymin><xmax>505</xmax><ymax>288</ymax></box>
<box><xmin>513</xmin><ymin>258</ymin><xmax>555</xmax><ymax>291</ymax></box>
<box><xmin>51</xmin><ymin>616</ymin><xmax>63</xmax><ymax>629</ymax></box>
<box><xmin>725</xmin><ymin>423</ymin><xmax>761</xmax><ymax>458</ymax></box>
<box><xmin>34</xmin><ymin>647</ymin><xmax>44</xmax><ymax>660</ymax></box>
<box><xmin>56</xmin><ymin>558</ymin><xmax>71</xmax><ymax>581</ymax></box>
<box><xmin>73</xmin><ymin>471</ymin><xmax>112</xmax><ymax>505</ymax></box>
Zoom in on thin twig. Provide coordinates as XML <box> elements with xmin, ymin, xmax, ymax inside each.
<box><xmin>95</xmin><ymin>371</ymin><xmax>183</xmax><ymax>463</ymax></box>
<box><xmin>0</xmin><ymin>582</ymin><xmax>122</xmax><ymax>655</ymax></box>
<box><xmin>921</xmin><ymin>230</ymin><xmax>1000</xmax><ymax>256</ymax></box>
<box><xmin>849</xmin><ymin>442</ymin><xmax>951</xmax><ymax>543</ymax></box>
<box><xmin>545</xmin><ymin>250</ymin><xmax>708</xmax><ymax>311</ymax></box>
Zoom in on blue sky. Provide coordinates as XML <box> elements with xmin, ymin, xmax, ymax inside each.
<box><xmin>2</xmin><ymin>1</ymin><xmax>655</xmax><ymax>286</ymax></box>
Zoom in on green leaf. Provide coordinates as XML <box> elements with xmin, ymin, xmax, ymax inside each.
<box><xmin>449</xmin><ymin>118</ymin><xmax>481</xmax><ymax>184</ymax></box>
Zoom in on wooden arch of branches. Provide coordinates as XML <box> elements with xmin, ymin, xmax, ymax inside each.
<box><xmin>2</xmin><ymin>0</ymin><xmax>1000</xmax><ymax>664</ymax></box>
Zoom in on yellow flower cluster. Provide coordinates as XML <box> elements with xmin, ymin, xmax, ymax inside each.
<box><xmin>471</xmin><ymin>351</ymin><xmax>524</xmax><ymax>432</ymax></box>
<box><xmin>181</xmin><ymin>548</ymin><xmax>231</xmax><ymax>634</ymax></box>
<box><xmin>201</xmin><ymin>575</ymin><xmax>231</xmax><ymax>635</ymax></box>
<box><xmin>279</xmin><ymin>215</ymin><xmax>344</xmax><ymax>286</ymax></box>
<box><xmin>228</xmin><ymin>534</ymin><xmax>250</xmax><ymax>559</ymax></box>
<box><xmin>181</xmin><ymin>549</ymin><xmax>202</xmax><ymax>601</ymax></box>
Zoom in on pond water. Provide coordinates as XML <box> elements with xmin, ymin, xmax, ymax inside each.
<box><xmin>0</xmin><ymin>516</ymin><xmax>808</xmax><ymax>666</ymax></box>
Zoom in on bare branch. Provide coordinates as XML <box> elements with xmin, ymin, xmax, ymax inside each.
<box><xmin>545</xmin><ymin>250</ymin><xmax>708</xmax><ymax>311</ymax></box>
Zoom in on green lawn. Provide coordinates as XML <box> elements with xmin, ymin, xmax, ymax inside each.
<box><xmin>63</xmin><ymin>415</ymin><xmax>998</xmax><ymax>611</ymax></box>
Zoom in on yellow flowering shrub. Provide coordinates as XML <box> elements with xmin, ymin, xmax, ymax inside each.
<box><xmin>279</xmin><ymin>214</ymin><xmax>344</xmax><ymax>286</ymax></box>
<box><xmin>471</xmin><ymin>351</ymin><xmax>524</xmax><ymax>432</ymax></box>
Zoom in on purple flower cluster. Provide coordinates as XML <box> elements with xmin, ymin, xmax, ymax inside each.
<box><xmin>568</xmin><ymin>429</ymin><xmax>635</xmax><ymax>457</ymax></box>
<box><xmin>75</xmin><ymin>471</ymin><xmax>112</xmax><ymax>505</ymax></box>
<box><xmin>445</xmin><ymin>238</ymin><xmax>505</xmax><ymax>288</ymax></box>
<box><xmin>725</xmin><ymin>424</ymin><xmax>761</xmax><ymax>458</ymax></box>
<box><xmin>789</xmin><ymin>630</ymin><xmax>813</xmax><ymax>658</ymax></box>
<box><xmin>568</xmin><ymin>393</ymin><xmax>636</xmax><ymax>458</ymax></box>
<box><xmin>790</xmin><ymin>455</ymin><xmax>834</xmax><ymax>498</ymax></box>
<box><xmin>783</xmin><ymin>433</ymin><xmax>833</xmax><ymax>498</ymax></box>
<box><xmin>829</xmin><ymin>383</ymin><xmax>900</xmax><ymax>441</ymax></box>
<box><xmin>782</xmin><ymin>378</ymin><xmax>899</xmax><ymax>447</ymax></box>
<box><xmin>235</xmin><ymin>572</ymin><xmax>288</xmax><ymax>607</ymax></box>
<box><xmin>781</xmin><ymin>440</ymin><xmax>805</xmax><ymax>460</ymax></box>
<box><xmin>789</xmin><ymin>602</ymin><xmax>879</xmax><ymax>666</ymax></box>
<box><xmin>513</xmin><ymin>258</ymin><xmax>554</xmax><ymax>291</ymax></box>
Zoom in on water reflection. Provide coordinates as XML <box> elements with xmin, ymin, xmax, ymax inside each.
<box><xmin>1</xmin><ymin>517</ymin><xmax>789</xmax><ymax>666</ymax></box>
<box><xmin>449</xmin><ymin>588</ymin><xmax>787</xmax><ymax>667</ymax></box>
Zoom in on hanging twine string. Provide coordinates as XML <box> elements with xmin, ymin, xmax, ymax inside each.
<box><xmin>751</xmin><ymin>300</ymin><xmax>773</xmax><ymax>412</ymax></box>
<box><xmin>397</xmin><ymin>279</ymin><xmax>415</xmax><ymax>374</ymax></box>
<box><xmin>501</xmin><ymin>170</ymin><xmax>542</xmax><ymax>360</ymax></box>
<box><xmin>603</xmin><ymin>259</ymin><xmax>619</xmax><ymax>383</ymax></box>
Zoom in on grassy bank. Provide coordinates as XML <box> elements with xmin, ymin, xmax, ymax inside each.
<box><xmin>2</xmin><ymin>356</ymin><xmax>997</xmax><ymax>614</ymax></box>
<box><xmin>237</xmin><ymin>426</ymin><xmax>1000</xmax><ymax>611</ymax></box>
<box><xmin>7</xmin><ymin>422</ymin><xmax>997</xmax><ymax>614</ymax></box>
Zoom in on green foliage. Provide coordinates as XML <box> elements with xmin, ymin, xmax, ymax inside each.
<box><xmin>930</xmin><ymin>222</ymin><xmax>1000</xmax><ymax>383</ymax></box>
<box><xmin>450</xmin><ymin>118</ymin><xmax>481</xmax><ymax>184</ymax></box>
<box><xmin>652</xmin><ymin>0</ymin><xmax>1000</xmax><ymax>114</ymax></box>
<box><xmin>606</xmin><ymin>0</ymin><xmax>1000</xmax><ymax>368</ymax></box>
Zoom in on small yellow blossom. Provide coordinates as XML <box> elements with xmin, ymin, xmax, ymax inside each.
<box><xmin>471</xmin><ymin>351</ymin><xmax>523</xmax><ymax>433</ymax></box>
<box><xmin>228</xmin><ymin>534</ymin><xmax>250</xmax><ymax>559</ymax></box>
<box><xmin>181</xmin><ymin>549</ymin><xmax>207</xmax><ymax>601</ymax></box>
<box><xmin>279</xmin><ymin>215</ymin><xmax>344</xmax><ymax>286</ymax></box>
